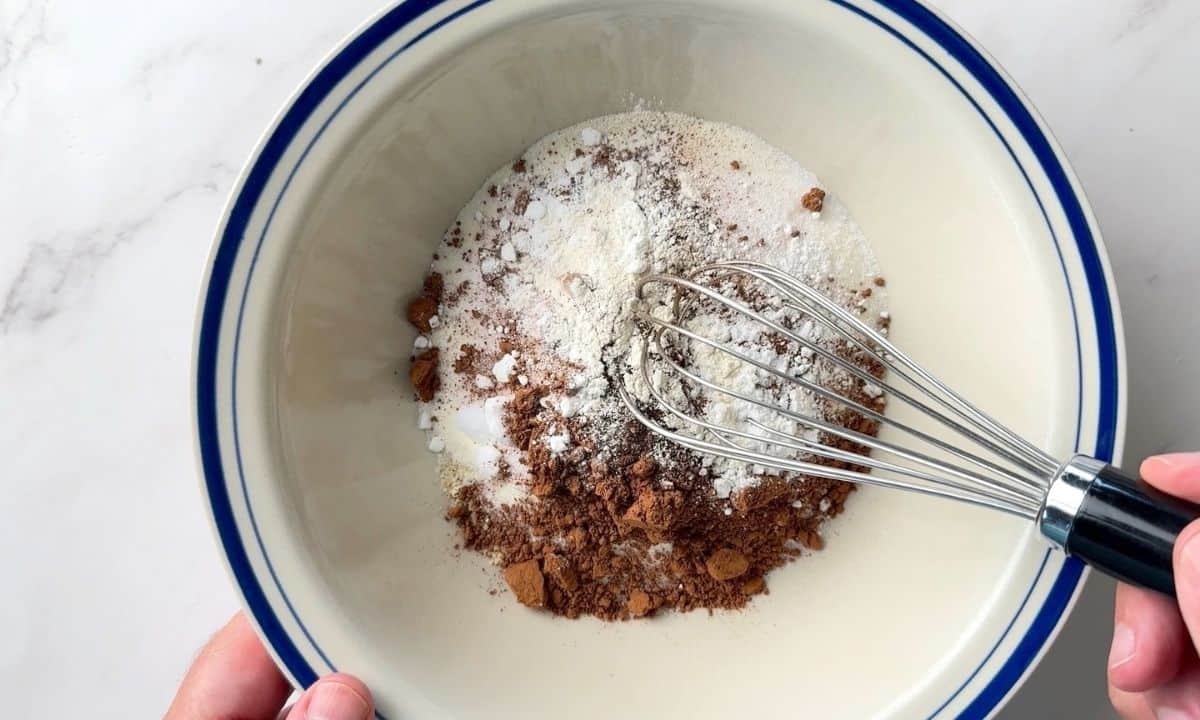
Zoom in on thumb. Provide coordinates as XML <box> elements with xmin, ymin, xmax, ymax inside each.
<box><xmin>284</xmin><ymin>674</ymin><xmax>374</xmax><ymax>720</ymax></box>
<box><xmin>164</xmin><ymin>612</ymin><xmax>291</xmax><ymax>720</ymax></box>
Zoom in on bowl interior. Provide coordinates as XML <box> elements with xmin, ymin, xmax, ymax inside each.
<box><xmin>235</xmin><ymin>1</ymin><xmax>1084</xmax><ymax>717</ymax></box>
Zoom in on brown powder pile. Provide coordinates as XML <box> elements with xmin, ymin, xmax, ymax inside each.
<box><xmin>449</xmin><ymin>474</ymin><xmax>852</xmax><ymax>620</ymax></box>
<box><xmin>416</xmin><ymin>303</ymin><xmax>885</xmax><ymax>621</ymax></box>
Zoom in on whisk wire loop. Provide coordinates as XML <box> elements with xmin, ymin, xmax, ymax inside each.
<box><xmin>716</xmin><ymin>261</ymin><xmax>1058</xmax><ymax>474</ymax></box>
<box><xmin>621</xmin><ymin>261</ymin><xmax>1059</xmax><ymax>519</ymax></box>
<box><xmin>645</xmin><ymin>317</ymin><xmax>1044</xmax><ymax>503</ymax></box>
<box><xmin>617</xmin><ymin>383</ymin><xmax>1041</xmax><ymax>519</ymax></box>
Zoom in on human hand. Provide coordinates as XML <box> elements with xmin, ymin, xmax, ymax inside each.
<box><xmin>164</xmin><ymin>612</ymin><xmax>374</xmax><ymax>720</ymax></box>
<box><xmin>1108</xmin><ymin>453</ymin><xmax>1200</xmax><ymax>719</ymax></box>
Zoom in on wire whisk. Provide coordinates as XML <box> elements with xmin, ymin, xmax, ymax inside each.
<box><xmin>618</xmin><ymin>260</ymin><xmax>1197</xmax><ymax>596</ymax></box>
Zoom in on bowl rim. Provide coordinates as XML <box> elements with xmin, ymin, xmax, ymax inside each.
<box><xmin>193</xmin><ymin>1</ymin><xmax>1127</xmax><ymax>717</ymax></box>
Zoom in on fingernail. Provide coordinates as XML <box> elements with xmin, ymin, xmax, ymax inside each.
<box><xmin>1156</xmin><ymin>708</ymin><xmax>1192</xmax><ymax>720</ymax></box>
<box><xmin>1149</xmin><ymin>452</ymin><xmax>1200</xmax><ymax>471</ymax></box>
<box><xmin>306</xmin><ymin>681</ymin><xmax>370</xmax><ymax>720</ymax></box>
<box><xmin>1108</xmin><ymin>622</ymin><xmax>1137</xmax><ymax>669</ymax></box>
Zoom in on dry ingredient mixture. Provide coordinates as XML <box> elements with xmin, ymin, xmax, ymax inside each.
<box><xmin>404</xmin><ymin>112</ymin><xmax>890</xmax><ymax>620</ymax></box>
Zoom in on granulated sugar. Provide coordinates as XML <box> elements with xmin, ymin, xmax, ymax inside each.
<box><xmin>405</xmin><ymin>111</ymin><xmax>889</xmax><ymax>620</ymax></box>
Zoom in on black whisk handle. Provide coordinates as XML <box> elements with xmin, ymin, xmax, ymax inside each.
<box><xmin>1041</xmin><ymin>456</ymin><xmax>1200</xmax><ymax>596</ymax></box>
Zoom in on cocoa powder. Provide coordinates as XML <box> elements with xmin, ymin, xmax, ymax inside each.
<box><xmin>502</xmin><ymin>559</ymin><xmax>546</xmax><ymax>608</ymax></box>
<box><xmin>405</xmin><ymin>271</ymin><xmax>443</xmax><ymax>332</ymax></box>
<box><xmin>409</xmin><ymin>348</ymin><xmax>440</xmax><ymax>402</ymax></box>
<box><xmin>801</xmin><ymin>187</ymin><xmax>826</xmax><ymax>212</ymax></box>
<box><xmin>705</xmin><ymin>548</ymin><xmax>750</xmax><ymax>581</ymax></box>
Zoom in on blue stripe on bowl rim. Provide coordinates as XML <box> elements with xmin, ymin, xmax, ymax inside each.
<box><xmin>195</xmin><ymin>1</ymin><xmax>1120</xmax><ymax>718</ymax></box>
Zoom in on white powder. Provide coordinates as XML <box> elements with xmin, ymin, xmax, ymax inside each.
<box><xmin>480</xmin><ymin>256</ymin><xmax>501</xmax><ymax>275</ymax></box>
<box><xmin>544</xmin><ymin>432</ymin><xmax>571</xmax><ymax>454</ymax></box>
<box><xmin>524</xmin><ymin>201</ymin><xmax>546</xmax><ymax>220</ymax></box>
<box><xmin>559</xmin><ymin>396</ymin><xmax>577</xmax><ymax>418</ymax></box>
<box><xmin>418</xmin><ymin>111</ymin><xmax>885</xmax><ymax>503</ymax></box>
<box><xmin>492</xmin><ymin>353</ymin><xmax>517</xmax><ymax>383</ymax></box>
<box><xmin>482</xmin><ymin>396</ymin><xmax>509</xmax><ymax>439</ymax></box>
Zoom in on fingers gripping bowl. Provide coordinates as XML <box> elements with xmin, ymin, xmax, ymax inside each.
<box><xmin>195</xmin><ymin>1</ymin><xmax>1124</xmax><ymax>718</ymax></box>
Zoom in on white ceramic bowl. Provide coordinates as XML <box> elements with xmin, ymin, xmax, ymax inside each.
<box><xmin>195</xmin><ymin>1</ymin><xmax>1125</xmax><ymax>717</ymax></box>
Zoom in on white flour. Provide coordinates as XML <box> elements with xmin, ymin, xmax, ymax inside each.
<box><xmin>419</xmin><ymin>112</ymin><xmax>885</xmax><ymax>506</ymax></box>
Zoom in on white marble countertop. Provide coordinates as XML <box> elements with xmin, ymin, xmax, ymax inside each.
<box><xmin>2</xmin><ymin>0</ymin><xmax>1197</xmax><ymax>717</ymax></box>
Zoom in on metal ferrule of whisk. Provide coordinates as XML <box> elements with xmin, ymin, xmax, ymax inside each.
<box><xmin>618</xmin><ymin>261</ymin><xmax>1199</xmax><ymax>597</ymax></box>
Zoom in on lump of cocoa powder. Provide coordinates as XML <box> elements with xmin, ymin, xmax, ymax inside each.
<box><xmin>731</xmin><ymin>476</ymin><xmax>791</xmax><ymax>514</ymax></box>
<box><xmin>405</xmin><ymin>272</ymin><xmax>443</xmax><ymax>332</ymax></box>
<box><xmin>409</xmin><ymin>348</ymin><xmax>440</xmax><ymax>402</ymax></box>
<box><xmin>422</xmin><ymin>271</ymin><xmax>444</xmax><ymax>300</ymax></box>
<box><xmin>511</xmin><ymin>386</ymin><xmax>542</xmax><ymax>413</ymax></box>
<box><xmin>740</xmin><ymin>576</ymin><xmax>766</xmax><ymax>596</ymax></box>
<box><xmin>406</xmin><ymin>296</ymin><xmax>437</xmax><ymax>332</ymax></box>
<box><xmin>543</xmin><ymin>553</ymin><xmax>579</xmax><ymax>592</ymax></box>
<box><xmin>628</xmin><ymin>455</ymin><xmax>656</xmax><ymax>479</ymax></box>
<box><xmin>801</xmin><ymin>187</ymin><xmax>826</xmax><ymax>212</ymax></box>
<box><xmin>503</xmin><ymin>559</ymin><xmax>546</xmax><ymax>608</ymax></box>
<box><xmin>705</xmin><ymin>548</ymin><xmax>750</xmax><ymax>581</ymax></box>
<box><xmin>627</xmin><ymin>589</ymin><xmax>655</xmax><ymax>618</ymax></box>
<box><xmin>452</xmin><ymin>344</ymin><xmax>479</xmax><ymax>375</ymax></box>
<box><xmin>620</xmin><ymin>489</ymin><xmax>682</xmax><ymax>540</ymax></box>
<box><xmin>800</xmin><ymin>530</ymin><xmax>825</xmax><ymax>551</ymax></box>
